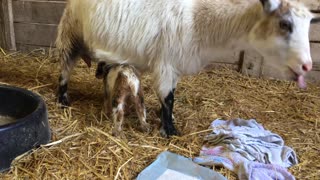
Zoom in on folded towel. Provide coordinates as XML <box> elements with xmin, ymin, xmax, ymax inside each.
<box><xmin>206</xmin><ymin>118</ymin><xmax>298</xmax><ymax>167</ymax></box>
<box><xmin>193</xmin><ymin>118</ymin><xmax>298</xmax><ymax>180</ymax></box>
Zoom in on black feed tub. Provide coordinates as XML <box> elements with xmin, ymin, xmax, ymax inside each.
<box><xmin>0</xmin><ymin>85</ymin><xmax>51</xmax><ymax>172</ymax></box>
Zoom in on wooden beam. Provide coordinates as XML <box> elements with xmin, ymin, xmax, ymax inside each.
<box><xmin>0</xmin><ymin>0</ymin><xmax>16</xmax><ymax>50</ymax></box>
<box><xmin>14</xmin><ymin>22</ymin><xmax>57</xmax><ymax>47</ymax></box>
<box><xmin>0</xmin><ymin>0</ymin><xmax>10</xmax><ymax>49</ymax></box>
<box><xmin>310</xmin><ymin>43</ymin><xmax>320</xmax><ymax>67</ymax></box>
<box><xmin>240</xmin><ymin>50</ymin><xmax>263</xmax><ymax>77</ymax></box>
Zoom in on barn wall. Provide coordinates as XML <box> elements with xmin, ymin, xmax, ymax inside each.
<box><xmin>0</xmin><ymin>0</ymin><xmax>319</xmax><ymax>81</ymax></box>
<box><xmin>12</xmin><ymin>0</ymin><xmax>65</xmax><ymax>51</ymax></box>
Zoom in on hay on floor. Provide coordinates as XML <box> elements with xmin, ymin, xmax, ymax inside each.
<box><xmin>0</xmin><ymin>49</ymin><xmax>319</xmax><ymax>179</ymax></box>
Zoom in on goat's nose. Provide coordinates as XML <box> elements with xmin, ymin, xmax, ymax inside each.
<box><xmin>302</xmin><ymin>62</ymin><xmax>312</xmax><ymax>72</ymax></box>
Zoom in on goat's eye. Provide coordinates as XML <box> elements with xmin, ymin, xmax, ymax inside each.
<box><xmin>279</xmin><ymin>20</ymin><xmax>293</xmax><ymax>33</ymax></box>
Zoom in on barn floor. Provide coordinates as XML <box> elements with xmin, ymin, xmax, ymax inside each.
<box><xmin>0</xmin><ymin>50</ymin><xmax>319</xmax><ymax>180</ymax></box>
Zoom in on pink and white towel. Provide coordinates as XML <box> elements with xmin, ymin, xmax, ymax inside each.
<box><xmin>193</xmin><ymin>118</ymin><xmax>297</xmax><ymax>180</ymax></box>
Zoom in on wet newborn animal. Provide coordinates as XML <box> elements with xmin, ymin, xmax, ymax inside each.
<box><xmin>95</xmin><ymin>62</ymin><xmax>150</xmax><ymax>136</ymax></box>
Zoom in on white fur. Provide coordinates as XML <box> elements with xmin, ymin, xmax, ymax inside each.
<box><xmin>122</xmin><ymin>70</ymin><xmax>140</xmax><ymax>96</ymax></box>
<box><xmin>287</xmin><ymin>16</ymin><xmax>312</xmax><ymax>75</ymax></box>
<box><xmin>106</xmin><ymin>67</ymin><xmax>121</xmax><ymax>94</ymax></box>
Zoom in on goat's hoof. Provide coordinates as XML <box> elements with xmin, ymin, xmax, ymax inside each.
<box><xmin>112</xmin><ymin>128</ymin><xmax>121</xmax><ymax>137</ymax></box>
<box><xmin>160</xmin><ymin>125</ymin><xmax>179</xmax><ymax>138</ymax></box>
<box><xmin>139</xmin><ymin>123</ymin><xmax>151</xmax><ymax>133</ymax></box>
<box><xmin>58</xmin><ymin>95</ymin><xmax>70</xmax><ymax>107</ymax></box>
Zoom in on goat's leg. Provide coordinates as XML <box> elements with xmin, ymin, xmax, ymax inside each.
<box><xmin>56</xmin><ymin>39</ymin><xmax>91</xmax><ymax>106</ymax></box>
<box><xmin>103</xmin><ymin>93</ymin><xmax>112</xmax><ymax>117</ymax></box>
<box><xmin>57</xmin><ymin>54</ymin><xmax>79</xmax><ymax>107</ymax></box>
<box><xmin>56</xmin><ymin>8</ymin><xmax>75</xmax><ymax>106</ymax></box>
<box><xmin>154</xmin><ymin>70</ymin><xmax>179</xmax><ymax>138</ymax></box>
<box><xmin>159</xmin><ymin>90</ymin><xmax>177</xmax><ymax>137</ymax></box>
<box><xmin>111</xmin><ymin>104</ymin><xmax>125</xmax><ymax>136</ymax></box>
<box><xmin>134</xmin><ymin>92</ymin><xmax>150</xmax><ymax>133</ymax></box>
<box><xmin>111</xmin><ymin>93</ymin><xmax>126</xmax><ymax>136</ymax></box>
<box><xmin>56</xmin><ymin>7</ymin><xmax>91</xmax><ymax>106</ymax></box>
<box><xmin>57</xmin><ymin>37</ymin><xmax>92</xmax><ymax>107</ymax></box>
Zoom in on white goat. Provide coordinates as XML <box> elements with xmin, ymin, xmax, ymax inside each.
<box><xmin>56</xmin><ymin>0</ymin><xmax>316</xmax><ymax>137</ymax></box>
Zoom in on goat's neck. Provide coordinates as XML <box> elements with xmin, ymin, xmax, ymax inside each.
<box><xmin>193</xmin><ymin>0</ymin><xmax>263</xmax><ymax>49</ymax></box>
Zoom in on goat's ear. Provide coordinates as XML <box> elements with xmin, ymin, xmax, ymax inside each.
<box><xmin>260</xmin><ymin>0</ymin><xmax>281</xmax><ymax>14</ymax></box>
<box><xmin>95</xmin><ymin>62</ymin><xmax>106</xmax><ymax>79</ymax></box>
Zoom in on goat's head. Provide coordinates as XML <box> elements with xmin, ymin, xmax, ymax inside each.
<box><xmin>248</xmin><ymin>0</ymin><xmax>316</xmax><ymax>88</ymax></box>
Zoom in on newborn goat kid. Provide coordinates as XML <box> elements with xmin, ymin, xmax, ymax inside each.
<box><xmin>96</xmin><ymin>62</ymin><xmax>150</xmax><ymax>136</ymax></box>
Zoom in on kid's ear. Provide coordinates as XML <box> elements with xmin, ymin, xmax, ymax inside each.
<box><xmin>95</xmin><ymin>62</ymin><xmax>106</xmax><ymax>79</ymax></box>
<box><xmin>103</xmin><ymin>64</ymin><xmax>114</xmax><ymax>75</ymax></box>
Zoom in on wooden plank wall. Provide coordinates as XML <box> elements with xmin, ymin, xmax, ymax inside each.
<box><xmin>12</xmin><ymin>0</ymin><xmax>66</xmax><ymax>51</ymax></box>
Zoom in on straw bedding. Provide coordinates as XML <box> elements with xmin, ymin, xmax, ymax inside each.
<box><xmin>0</xmin><ymin>49</ymin><xmax>319</xmax><ymax>180</ymax></box>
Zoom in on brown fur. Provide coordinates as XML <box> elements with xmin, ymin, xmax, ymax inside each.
<box><xmin>193</xmin><ymin>0</ymin><xmax>262</xmax><ymax>46</ymax></box>
<box><xmin>255</xmin><ymin>1</ymin><xmax>291</xmax><ymax>39</ymax></box>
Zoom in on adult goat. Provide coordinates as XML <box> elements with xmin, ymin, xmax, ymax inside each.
<box><xmin>56</xmin><ymin>0</ymin><xmax>315</xmax><ymax>137</ymax></box>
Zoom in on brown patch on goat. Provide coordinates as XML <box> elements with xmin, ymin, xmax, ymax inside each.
<box><xmin>193</xmin><ymin>0</ymin><xmax>263</xmax><ymax>46</ymax></box>
<box><xmin>254</xmin><ymin>18</ymin><xmax>274</xmax><ymax>40</ymax></box>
